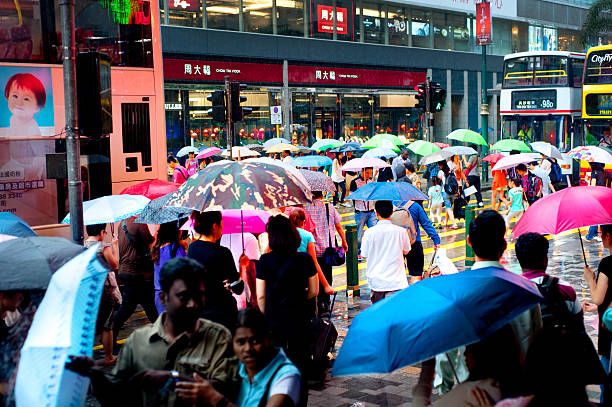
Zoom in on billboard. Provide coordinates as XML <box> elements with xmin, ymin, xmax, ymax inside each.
<box><xmin>476</xmin><ymin>1</ymin><xmax>492</xmax><ymax>46</ymax></box>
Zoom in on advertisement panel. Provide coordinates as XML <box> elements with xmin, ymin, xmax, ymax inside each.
<box><xmin>168</xmin><ymin>0</ymin><xmax>201</xmax><ymax>11</ymax></box>
<box><xmin>394</xmin><ymin>0</ymin><xmax>516</xmax><ymax>19</ymax></box>
<box><xmin>317</xmin><ymin>5</ymin><xmax>348</xmax><ymax>34</ymax></box>
<box><xmin>163</xmin><ymin>59</ymin><xmax>284</xmax><ymax>83</ymax></box>
<box><xmin>475</xmin><ymin>1</ymin><xmax>492</xmax><ymax>46</ymax></box>
<box><xmin>289</xmin><ymin>65</ymin><xmax>426</xmax><ymax>88</ymax></box>
<box><xmin>0</xmin><ymin>65</ymin><xmax>57</xmax><ymax>225</ymax></box>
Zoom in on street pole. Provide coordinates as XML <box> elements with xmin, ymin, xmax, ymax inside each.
<box><xmin>480</xmin><ymin>32</ymin><xmax>489</xmax><ymax>151</ymax></box>
<box><xmin>59</xmin><ymin>0</ymin><xmax>83</xmax><ymax>244</ymax></box>
<box><xmin>425</xmin><ymin>77</ymin><xmax>431</xmax><ymax>142</ymax></box>
<box><xmin>225</xmin><ymin>76</ymin><xmax>232</xmax><ymax>160</ymax></box>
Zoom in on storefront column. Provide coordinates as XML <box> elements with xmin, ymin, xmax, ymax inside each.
<box><xmin>438</xmin><ymin>69</ymin><xmax>452</xmax><ymax>141</ymax></box>
<box><xmin>272</xmin><ymin>0</ymin><xmax>278</xmax><ymax>35</ymax></box>
<box><xmin>282</xmin><ymin>60</ymin><xmax>291</xmax><ymax>140</ymax></box>
<box><xmin>457</xmin><ymin>70</ymin><xmax>469</xmax><ymax>130</ymax></box>
<box><xmin>202</xmin><ymin>0</ymin><xmax>207</xmax><ymax>28</ymax></box>
<box><xmin>489</xmin><ymin>72</ymin><xmax>498</xmax><ymax>144</ymax></box>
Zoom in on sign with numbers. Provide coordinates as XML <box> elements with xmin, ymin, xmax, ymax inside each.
<box><xmin>511</xmin><ymin>90</ymin><xmax>557</xmax><ymax>111</ymax></box>
<box><xmin>270</xmin><ymin>106</ymin><xmax>282</xmax><ymax>124</ymax></box>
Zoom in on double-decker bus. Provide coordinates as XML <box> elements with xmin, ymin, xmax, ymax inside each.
<box><xmin>0</xmin><ymin>0</ymin><xmax>165</xmax><ymax>230</ymax></box>
<box><xmin>500</xmin><ymin>51</ymin><xmax>585</xmax><ymax>181</ymax></box>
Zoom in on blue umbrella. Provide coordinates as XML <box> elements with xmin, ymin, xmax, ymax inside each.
<box><xmin>345</xmin><ymin>182</ymin><xmax>428</xmax><ymax>201</ymax></box>
<box><xmin>263</xmin><ymin>137</ymin><xmax>290</xmax><ymax>148</ymax></box>
<box><xmin>293</xmin><ymin>155</ymin><xmax>333</xmax><ymax>168</ymax></box>
<box><xmin>62</xmin><ymin>195</ymin><xmax>151</xmax><ymax>225</ymax></box>
<box><xmin>332</xmin><ymin>267</ymin><xmax>542</xmax><ymax>377</ymax></box>
<box><xmin>0</xmin><ymin>212</ymin><xmax>36</xmax><ymax>237</ymax></box>
<box><xmin>362</xmin><ymin>147</ymin><xmax>398</xmax><ymax>159</ymax></box>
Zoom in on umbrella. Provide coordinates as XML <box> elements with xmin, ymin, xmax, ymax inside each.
<box><xmin>0</xmin><ymin>234</ymin><xmax>16</xmax><ymax>243</ymax></box>
<box><xmin>362</xmin><ymin>147</ymin><xmax>398</xmax><ymax>159</ymax></box>
<box><xmin>196</xmin><ymin>147</ymin><xmax>222</xmax><ymax>160</ymax></box>
<box><xmin>296</xmin><ymin>145</ymin><xmax>314</xmax><ymax>154</ymax></box>
<box><xmin>530</xmin><ymin>142</ymin><xmax>563</xmax><ymax>160</ymax></box>
<box><xmin>419</xmin><ymin>146</ymin><xmax>478</xmax><ymax>166</ymax></box>
<box><xmin>0</xmin><ymin>236</ymin><xmax>86</xmax><ymax>290</ymax></box>
<box><xmin>176</xmin><ymin>146</ymin><xmax>199</xmax><ymax>157</ymax></box>
<box><xmin>332</xmin><ymin>267</ymin><xmax>542</xmax><ymax>377</ymax></box>
<box><xmin>329</xmin><ymin>144</ymin><xmax>363</xmax><ymax>153</ymax></box>
<box><xmin>15</xmin><ymin>247</ymin><xmax>107</xmax><ymax>406</ymax></box>
<box><xmin>165</xmin><ymin>160</ymin><xmax>312</xmax><ymax>212</ymax></box>
<box><xmin>134</xmin><ymin>193</ymin><xmax>191</xmax><ymax>224</ymax></box>
<box><xmin>512</xmin><ymin>186</ymin><xmax>612</xmax><ymax>266</ymax></box>
<box><xmin>491</xmin><ymin>139</ymin><xmax>531</xmax><ymax>152</ymax></box>
<box><xmin>245</xmin><ymin>144</ymin><xmax>265</xmax><ymax>152</ymax></box>
<box><xmin>263</xmin><ymin>137</ymin><xmax>290</xmax><ymax>148</ymax></box>
<box><xmin>362</xmin><ymin>134</ymin><xmax>404</xmax><ymax>149</ymax></box>
<box><xmin>299</xmin><ymin>169</ymin><xmax>335</xmax><ymax>192</ymax></box>
<box><xmin>119</xmin><ymin>179</ymin><xmax>181</xmax><ymax>200</ymax></box>
<box><xmin>182</xmin><ymin>209</ymin><xmax>271</xmax><ymax>235</ymax></box>
<box><xmin>293</xmin><ymin>155</ymin><xmax>333</xmax><ymax>168</ymax></box>
<box><xmin>567</xmin><ymin>146</ymin><xmax>612</xmax><ymax>165</ymax></box>
<box><xmin>265</xmin><ymin>143</ymin><xmax>300</xmax><ymax>154</ymax></box>
<box><xmin>245</xmin><ymin>157</ymin><xmax>310</xmax><ymax>187</ymax></box>
<box><xmin>447</xmin><ymin>129</ymin><xmax>487</xmax><ymax>146</ymax></box>
<box><xmin>407</xmin><ymin>140</ymin><xmax>441</xmax><ymax>156</ymax></box>
<box><xmin>311</xmin><ymin>138</ymin><xmax>344</xmax><ymax>151</ymax></box>
<box><xmin>221</xmin><ymin>146</ymin><xmax>260</xmax><ymax>158</ymax></box>
<box><xmin>492</xmin><ymin>153</ymin><xmax>542</xmax><ymax>171</ymax></box>
<box><xmin>345</xmin><ymin>182</ymin><xmax>428</xmax><ymax>201</ymax></box>
<box><xmin>434</xmin><ymin>142</ymin><xmax>451</xmax><ymax>149</ymax></box>
<box><xmin>481</xmin><ymin>153</ymin><xmax>507</xmax><ymax>165</ymax></box>
<box><xmin>341</xmin><ymin>157</ymin><xmax>391</xmax><ymax>172</ymax></box>
<box><xmin>362</xmin><ymin>137</ymin><xmax>401</xmax><ymax>152</ymax></box>
<box><xmin>62</xmin><ymin>195</ymin><xmax>151</xmax><ymax>225</ymax></box>
<box><xmin>0</xmin><ymin>212</ymin><xmax>36</xmax><ymax>237</ymax></box>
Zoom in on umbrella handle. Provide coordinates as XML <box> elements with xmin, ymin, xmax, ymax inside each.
<box><xmin>444</xmin><ymin>352</ymin><xmax>461</xmax><ymax>384</ymax></box>
<box><xmin>110</xmin><ymin>223</ymin><xmax>115</xmax><ymax>238</ymax></box>
<box><xmin>577</xmin><ymin>228</ymin><xmax>588</xmax><ymax>268</ymax></box>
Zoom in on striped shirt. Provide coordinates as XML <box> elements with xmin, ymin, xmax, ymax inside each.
<box><xmin>303</xmin><ymin>199</ymin><xmax>342</xmax><ymax>257</ymax></box>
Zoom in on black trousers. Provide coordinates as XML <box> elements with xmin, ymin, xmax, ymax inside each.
<box><xmin>316</xmin><ymin>256</ymin><xmax>333</xmax><ymax>314</ymax></box>
<box><xmin>113</xmin><ymin>274</ymin><xmax>159</xmax><ymax>342</ymax></box>
<box><xmin>466</xmin><ymin>175</ymin><xmax>483</xmax><ymax>204</ymax></box>
<box><xmin>333</xmin><ymin>181</ymin><xmax>346</xmax><ymax>205</ymax></box>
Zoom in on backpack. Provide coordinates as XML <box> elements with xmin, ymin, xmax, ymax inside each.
<box><xmin>525</xmin><ymin>173</ymin><xmax>543</xmax><ymax>204</ymax></box>
<box><xmin>444</xmin><ymin>173</ymin><xmax>458</xmax><ymax>195</ymax></box>
<box><xmin>536</xmin><ymin>275</ymin><xmax>583</xmax><ymax>332</ymax></box>
<box><xmin>390</xmin><ymin>202</ymin><xmax>417</xmax><ymax>245</ymax></box>
<box><xmin>548</xmin><ymin>158</ymin><xmax>562</xmax><ymax>184</ymax></box>
<box><xmin>453</xmin><ymin>196</ymin><xmax>467</xmax><ymax>219</ymax></box>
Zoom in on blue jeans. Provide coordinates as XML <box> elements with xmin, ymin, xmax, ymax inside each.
<box><xmin>587</xmin><ymin>225</ymin><xmax>599</xmax><ymax>240</ymax></box>
<box><xmin>355</xmin><ymin>210</ymin><xmax>377</xmax><ymax>249</ymax></box>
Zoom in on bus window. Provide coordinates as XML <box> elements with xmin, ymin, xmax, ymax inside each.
<box><xmin>503</xmin><ymin>57</ymin><xmax>532</xmax><ymax>88</ymax></box>
<box><xmin>585</xmin><ymin>49</ymin><xmax>612</xmax><ymax>85</ymax></box>
<box><xmin>571</xmin><ymin>58</ymin><xmax>584</xmax><ymax>87</ymax></box>
<box><xmin>533</xmin><ymin>56</ymin><xmax>568</xmax><ymax>86</ymax></box>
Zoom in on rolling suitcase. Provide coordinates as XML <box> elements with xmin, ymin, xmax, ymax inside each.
<box><xmin>308</xmin><ymin>292</ymin><xmax>338</xmax><ymax>387</ymax></box>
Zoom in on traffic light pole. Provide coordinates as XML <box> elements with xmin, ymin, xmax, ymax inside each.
<box><xmin>225</xmin><ymin>76</ymin><xmax>233</xmax><ymax>160</ymax></box>
<box><xmin>425</xmin><ymin>77</ymin><xmax>431</xmax><ymax>142</ymax></box>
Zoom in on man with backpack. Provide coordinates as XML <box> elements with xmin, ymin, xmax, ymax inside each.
<box><xmin>527</xmin><ymin>161</ymin><xmax>556</xmax><ymax>196</ymax></box>
<box><xmin>541</xmin><ymin>156</ymin><xmax>563</xmax><ymax>186</ymax></box>
<box><xmin>516</xmin><ymin>163</ymin><xmax>543</xmax><ymax>205</ymax></box>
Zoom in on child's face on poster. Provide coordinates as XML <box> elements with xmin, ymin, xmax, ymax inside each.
<box><xmin>7</xmin><ymin>83</ymin><xmax>39</xmax><ymax>119</ymax></box>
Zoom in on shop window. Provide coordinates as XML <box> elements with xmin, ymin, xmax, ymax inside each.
<box><xmin>361</xmin><ymin>2</ymin><xmax>384</xmax><ymax>44</ymax></box>
<box><xmin>558</xmin><ymin>29</ymin><xmax>580</xmax><ymax>52</ymax></box>
<box><xmin>411</xmin><ymin>8</ymin><xmax>430</xmax><ymax>48</ymax></box>
<box><xmin>490</xmin><ymin>18</ymin><xmax>512</xmax><ymax>55</ymax></box>
<box><xmin>335</xmin><ymin>0</ymin><xmax>355</xmax><ymax>42</ymax></box>
<box><xmin>388</xmin><ymin>7</ymin><xmax>408</xmax><ymax>46</ymax></box>
<box><xmin>449</xmin><ymin>13</ymin><xmax>470</xmax><ymax>52</ymax></box>
<box><xmin>168</xmin><ymin>0</ymin><xmax>203</xmax><ymax>27</ymax></box>
<box><xmin>207</xmin><ymin>0</ymin><xmax>239</xmax><ymax>31</ymax></box>
<box><xmin>432</xmin><ymin>12</ymin><xmax>450</xmax><ymax>50</ymax></box>
<box><xmin>310</xmin><ymin>0</ymin><xmax>353</xmax><ymax>40</ymax></box>
<box><xmin>244</xmin><ymin>0</ymin><xmax>272</xmax><ymax>34</ymax></box>
<box><xmin>277</xmin><ymin>0</ymin><xmax>304</xmax><ymax>37</ymax></box>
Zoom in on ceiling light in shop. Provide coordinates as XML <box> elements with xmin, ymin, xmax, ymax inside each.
<box><xmin>206</xmin><ymin>6</ymin><xmax>239</xmax><ymax>13</ymax></box>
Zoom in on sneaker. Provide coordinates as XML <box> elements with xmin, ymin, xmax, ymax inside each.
<box><xmin>342</xmin><ymin>201</ymin><xmax>352</xmax><ymax>208</ymax></box>
<box><xmin>583</xmin><ymin>236</ymin><xmax>593</xmax><ymax>242</ymax></box>
<box><xmin>595</xmin><ymin>236</ymin><xmax>603</xmax><ymax>242</ymax></box>
<box><xmin>358</xmin><ymin>255</ymin><xmax>366</xmax><ymax>262</ymax></box>
<box><xmin>478</xmin><ymin>202</ymin><xmax>484</xmax><ymax>208</ymax></box>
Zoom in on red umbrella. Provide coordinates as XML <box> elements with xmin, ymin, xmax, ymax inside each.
<box><xmin>119</xmin><ymin>179</ymin><xmax>181</xmax><ymax>200</ymax></box>
<box><xmin>512</xmin><ymin>186</ymin><xmax>612</xmax><ymax>266</ymax></box>
<box><xmin>481</xmin><ymin>153</ymin><xmax>506</xmax><ymax>164</ymax></box>
<box><xmin>434</xmin><ymin>142</ymin><xmax>450</xmax><ymax>149</ymax></box>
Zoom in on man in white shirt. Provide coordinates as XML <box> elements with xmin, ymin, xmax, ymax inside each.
<box><xmin>282</xmin><ymin>150</ymin><xmax>295</xmax><ymax>165</ymax></box>
<box><xmin>527</xmin><ymin>161</ymin><xmax>555</xmax><ymax>196</ymax></box>
<box><xmin>361</xmin><ymin>200</ymin><xmax>411</xmax><ymax>303</ymax></box>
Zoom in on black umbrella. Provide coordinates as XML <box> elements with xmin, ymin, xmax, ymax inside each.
<box><xmin>0</xmin><ymin>237</ymin><xmax>85</xmax><ymax>290</ymax></box>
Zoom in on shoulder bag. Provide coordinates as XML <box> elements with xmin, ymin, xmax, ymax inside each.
<box><xmin>322</xmin><ymin>204</ymin><xmax>345</xmax><ymax>267</ymax></box>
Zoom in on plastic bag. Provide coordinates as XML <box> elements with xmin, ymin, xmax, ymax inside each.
<box><xmin>432</xmin><ymin>248</ymin><xmax>458</xmax><ymax>275</ymax></box>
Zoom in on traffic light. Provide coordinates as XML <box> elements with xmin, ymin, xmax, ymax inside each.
<box><xmin>207</xmin><ymin>90</ymin><xmax>226</xmax><ymax>123</ymax></box>
<box><xmin>415</xmin><ymin>82</ymin><xmax>427</xmax><ymax>110</ymax></box>
<box><xmin>230</xmin><ymin>83</ymin><xmax>252</xmax><ymax>122</ymax></box>
<box><xmin>430</xmin><ymin>82</ymin><xmax>447</xmax><ymax>112</ymax></box>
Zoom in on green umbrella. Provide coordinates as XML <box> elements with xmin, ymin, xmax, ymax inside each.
<box><xmin>447</xmin><ymin>129</ymin><xmax>487</xmax><ymax>146</ymax></box>
<box><xmin>407</xmin><ymin>140</ymin><xmax>441</xmax><ymax>156</ymax></box>
<box><xmin>491</xmin><ymin>139</ymin><xmax>532</xmax><ymax>152</ymax></box>
<box><xmin>311</xmin><ymin>138</ymin><xmax>344</xmax><ymax>151</ymax></box>
<box><xmin>362</xmin><ymin>134</ymin><xmax>404</xmax><ymax>150</ymax></box>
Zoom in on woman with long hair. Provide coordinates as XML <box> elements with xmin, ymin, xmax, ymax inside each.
<box><xmin>152</xmin><ymin>221</ymin><xmax>186</xmax><ymax>314</ymax></box>
<box><xmin>331</xmin><ymin>152</ymin><xmax>347</xmax><ymax>207</ymax></box>
<box><xmin>438</xmin><ymin>161</ymin><xmax>458</xmax><ymax>229</ymax></box>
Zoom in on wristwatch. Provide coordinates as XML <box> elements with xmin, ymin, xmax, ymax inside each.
<box><xmin>170</xmin><ymin>370</ymin><xmax>180</xmax><ymax>381</ymax></box>
<box><xmin>215</xmin><ymin>396</ymin><xmax>230</xmax><ymax>407</ymax></box>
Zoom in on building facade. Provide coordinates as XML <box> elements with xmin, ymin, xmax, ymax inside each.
<box><xmin>160</xmin><ymin>0</ymin><xmax>594</xmax><ymax>151</ymax></box>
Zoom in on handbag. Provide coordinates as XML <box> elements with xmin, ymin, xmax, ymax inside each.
<box><xmin>322</xmin><ymin>204</ymin><xmax>345</xmax><ymax>267</ymax></box>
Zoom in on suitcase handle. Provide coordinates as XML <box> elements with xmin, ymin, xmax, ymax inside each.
<box><xmin>328</xmin><ymin>292</ymin><xmax>338</xmax><ymax>322</ymax></box>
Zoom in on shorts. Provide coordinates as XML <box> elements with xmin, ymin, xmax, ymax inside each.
<box><xmin>405</xmin><ymin>240</ymin><xmax>425</xmax><ymax>276</ymax></box>
<box><xmin>96</xmin><ymin>298</ymin><xmax>118</xmax><ymax>334</ymax></box>
<box><xmin>442</xmin><ymin>192</ymin><xmax>454</xmax><ymax>209</ymax></box>
<box><xmin>493</xmin><ymin>186</ymin><xmax>507</xmax><ymax>192</ymax></box>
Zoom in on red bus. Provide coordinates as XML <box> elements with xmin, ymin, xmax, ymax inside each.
<box><xmin>0</xmin><ymin>0</ymin><xmax>165</xmax><ymax>232</ymax></box>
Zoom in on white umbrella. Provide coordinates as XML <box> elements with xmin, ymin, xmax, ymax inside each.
<box><xmin>492</xmin><ymin>153</ymin><xmax>542</xmax><ymax>171</ymax></box>
<box><xmin>221</xmin><ymin>146</ymin><xmax>261</xmax><ymax>158</ymax></box>
<box><xmin>341</xmin><ymin>157</ymin><xmax>391</xmax><ymax>172</ymax></box>
<box><xmin>567</xmin><ymin>146</ymin><xmax>612</xmax><ymax>165</ymax></box>
<box><xmin>419</xmin><ymin>146</ymin><xmax>478</xmax><ymax>165</ymax></box>
<box><xmin>530</xmin><ymin>142</ymin><xmax>563</xmax><ymax>160</ymax></box>
<box><xmin>61</xmin><ymin>195</ymin><xmax>151</xmax><ymax>225</ymax></box>
<box><xmin>263</xmin><ymin>137</ymin><xmax>290</xmax><ymax>148</ymax></box>
<box><xmin>176</xmin><ymin>146</ymin><xmax>199</xmax><ymax>157</ymax></box>
<box><xmin>362</xmin><ymin>147</ymin><xmax>398</xmax><ymax>159</ymax></box>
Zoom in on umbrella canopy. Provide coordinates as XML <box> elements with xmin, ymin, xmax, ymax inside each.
<box><xmin>263</xmin><ymin>137</ymin><xmax>290</xmax><ymax>148</ymax></box>
<box><xmin>567</xmin><ymin>146</ymin><xmax>612</xmax><ymax>164</ymax></box>
<box><xmin>245</xmin><ymin>157</ymin><xmax>310</xmax><ymax>187</ymax></box>
<box><xmin>299</xmin><ymin>169</ymin><xmax>335</xmax><ymax>192</ymax></box>
<box><xmin>196</xmin><ymin>147</ymin><xmax>222</xmax><ymax>160</ymax></box>
<box><xmin>407</xmin><ymin>140</ymin><xmax>441</xmax><ymax>156</ymax></box>
<box><xmin>244</xmin><ymin>144</ymin><xmax>265</xmax><ymax>152</ymax></box>
<box><xmin>134</xmin><ymin>193</ymin><xmax>191</xmax><ymax>224</ymax></box>
<box><xmin>119</xmin><ymin>179</ymin><xmax>181</xmax><ymax>200</ymax></box>
<box><xmin>265</xmin><ymin>143</ymin><xmax>300</xmax><ymax>154</ymax></box>
<box><xmin>419</xmin><ymin>146</ymin><xmax>478</xmax><ymax>166</ymax></box>
<box><xmin>0</xmin><ymin>236</ymin><xmax>86</xmax><ymax>290</ymax></box>
<box><xmin>0</xmin><ymin>234</ymin><xmax>16</xmax><ymax>243</ymax></box>
<box><xmin>165</xmin><ymin>160</ymin><xmax>312</xmax><ymax>211</ymax></box>
<box><xmin>221</xmin><ymin>146</ymin><xmax>260</xmax><ymax>158</ymax></box>
<box><xmin>181</xmin><ymin>209</ymin><xmax>271</xmax><ymax>234</ymax></box>
<box><xmin>341</xmin><ymin>157</ymin><xmax>391</xmax><ymax>172</ymax></box>
<box><xmin>15</xmin><ymin>247</ymin><xmax>108</xmax><ymax>406</ymax></box>
<box><xmin>447</xmin><ymin>129</ymin><xmax>488</xmax><ymax>146</ymax></box>
<box><xmin>329</xmin><ymin>144</ymin><xmax>363</xmax><ymax>153</ymax></box>
<box><xmin>434</xmin><ymin>142</ymin><xmax>451</xmax><ymax>149</ymax></box>
<box><xmin>295</xmin><ymin>145</ymin><xmax>314</xmax><ymax>154</ymax></box>
<box><xmin>530</xmin><ymin>142</ymin><xmax>563</xmax><ymax>160</ymax></box>
<box><xmin>482</xmin><ymin>153</ymin><xmax>507</xmax><ymax>165</ymax></box>
<box><xmin>293</xmin><ymin>155</ymin><xmax>333</xmax><ymax>168</ymax></box>
<box><xmin>362</xmin><ymin>134</ymin><xmax>404</xmax><ymax>149</ymax></box>
<box><xmin>62</xmin><ymin>195</ymin><xmax>151</xmax><ymax>225</ymax></box>
<box><xmin>176</xmin><ymin>146</ymin><xmax>199</xmax><ymax>157</ymax></box>
<box><xmin>362</xmin><ymin>147</ymin><xmax>398</xmax><ymax>159</ymax></box>
<box><xmin>311</xmin><ymin>138</ymin><xmax>344</xmax><ymax>151</ymax></box>
<box><xmin>332</xmin><ymin>267</ymin><xmax>542</xmax><ymax>376</ymax></box>
<box><xmin>512</xmin><ymin>186</ymin><xmax>612</xmax><ymax>238</ymax></box>
<box><xmin>345</xmin><ymin>182</ymin><xmax>428</xmax><ymax>201</ymax></box>
<box><xmin>0</xmin><ymin>212</ymin><xmax>36</xmax><ymax>237</ymax></box>
<box><xmin>492</xmin><ymin>153</ymin><xmax>542</xmax><ymax>171</ymax></box>
<box><xmin>491</xmin><ymin>139</ymin><xmax>531</xmax><ymax>152</ymax></box>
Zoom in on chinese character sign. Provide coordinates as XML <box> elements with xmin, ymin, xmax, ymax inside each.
<box><xmin>476</xmin><ymin>0</ymin><xmax>492</xmax><ymax>46</ymax></box>
<box><xmin>169</xmin><ymin>0</ymin><xmax>201</xmax><ymax>11</ymax></box>
<box><xmin>317</xmin><ymin>5</ymin><xmax>348</xmax><ymax>34</ymax></box>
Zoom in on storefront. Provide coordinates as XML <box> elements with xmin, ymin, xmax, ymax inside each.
<box><xmin>163</xmin><ymin>58</ymin><xmax>426</xmax><ymax>152</ymax></box>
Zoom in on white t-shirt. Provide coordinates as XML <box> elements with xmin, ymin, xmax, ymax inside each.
<box><xmin>220</xmin><ymin>233</ymin><xmax>260</xmax><ymax>269</ymax></box>
<box><xmin>361</xmin><ymin>219</ymin><xmax>411</xmax><ymax>292</ymax></box>
<box><xmin>282</xmin><ymin>155</ymin><xmax>295</xmax><ymax>165</ymax></box>
<box><xmin>331</xmin><ymin>158</ymin><xmax>344</xmax><ymax>183</ymax></box>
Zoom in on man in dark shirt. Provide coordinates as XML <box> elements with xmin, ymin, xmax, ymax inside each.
<box><xmin>113</xmin><ymin>217</ymin><xmax>158</xmax><ymax>346</ymax></box>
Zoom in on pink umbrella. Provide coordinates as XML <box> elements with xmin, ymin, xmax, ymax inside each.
<box><xmin>181</xmin><ymin>209</ymin><xmax>270</xmax><ymax>234</ymax></box>
<box><xmin>481</xmin><ymin>153</ymin><xmax>506</xmax><ymax>164</ymax></box>
<box><xmin>341</xmin><ymin>157</ymin><xmax>390</xmax><ymax>172</ymax></box>
<box><xmin>434</xmin><ymin>142</ymin><xmax>450</xmax><ymax>149</ymax></box>
<box><xmin>492</xmin><ymin>153</ymin><xmax>541</xmax><ymax>171</ymax></box>
<box><xmin>512</xmin><ymin>186</ymin><xmax>612</xmax><ymax>266</ymax></box>
<box><xmin>196</xmin><ymin>147</ymin><xmax>222</xmax><ymax>160</ymax></box>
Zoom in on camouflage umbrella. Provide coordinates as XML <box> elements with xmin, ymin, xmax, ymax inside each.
<box><xmin>165</xmin><ymin>160</ymin><xmax>312</xmax><ymax>211</ymax></box>
<box><xmin>299</xmin><ymin>169</ymin><xmax>335</xmax><ymax>193</ymax></box>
